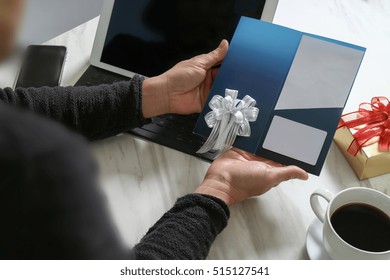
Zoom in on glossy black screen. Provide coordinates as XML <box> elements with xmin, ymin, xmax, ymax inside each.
<box><xmin>101</xmin><ymin>0</ymin><xmax>266</xmax><ymax>77</ymax></box>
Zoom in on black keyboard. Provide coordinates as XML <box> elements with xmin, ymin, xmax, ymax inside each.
<box><xmin>130</xmin><ymin>113</ymin><xmax>215</xmax><ymax>161</ymax></box>
<box><xmin>75</xmin><ymin>66</ymin><xmax>215</xmax><ymax>162</ymax></box>
<box><xmin>75</xmin><ymin>65</ymin><xmax>129</xmax><ymax>86</ymax></box>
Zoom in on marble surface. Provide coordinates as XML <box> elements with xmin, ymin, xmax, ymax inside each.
<box><xmin>1</xmin><ymin>0</ymin><xmax>389</xmax><ymax>260</ymax></box>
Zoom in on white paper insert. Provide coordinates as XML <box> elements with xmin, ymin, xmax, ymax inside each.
<box><xmin>275</xmin><ymin>35</ymin><xmax>365</xmax><ymax>110</ymax></box>
<box><xmin>262</xmin><ymin>116</ymin><xmax>327</xmax><ymax>165</ymax></box>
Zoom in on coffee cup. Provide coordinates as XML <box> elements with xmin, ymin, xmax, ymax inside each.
<box><xmin>310</xmin><ymin>187</ymin><xmax>390</xmax><ymax>259</ymax></box>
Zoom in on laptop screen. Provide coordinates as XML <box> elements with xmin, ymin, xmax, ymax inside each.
<box><xmin>100</xmin><ymin>0</ymin><xmax>267</xmax><ymax>77</ymax></box>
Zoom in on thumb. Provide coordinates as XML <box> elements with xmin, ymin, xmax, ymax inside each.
<box><xmin>202</xmin><ymin>39</ymin><xmax>229</xmax><ymax>69</ymax></box>
<box><xmin>268</xmin><ymin>166</ymin><xmax>309</xmax><ymax>185</ymax></box>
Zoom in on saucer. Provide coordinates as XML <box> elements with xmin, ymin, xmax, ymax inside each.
<box><xmin>306</xmin><ymin>217</ymin><xmax>331</xmax><ymax>260</ymax></box>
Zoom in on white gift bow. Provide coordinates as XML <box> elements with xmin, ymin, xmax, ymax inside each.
<box><xmin>197</xmin><ymin>89</ymin><xmax>259</xmax><ymax>155</ymax></box>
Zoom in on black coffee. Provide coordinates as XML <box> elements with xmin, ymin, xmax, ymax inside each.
<box><xmin>330</xmin><ymin>203</ymin><xmax>390</xmax><ymax>252</ymax></box>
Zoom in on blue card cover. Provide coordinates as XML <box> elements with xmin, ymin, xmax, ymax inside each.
<box><xmin>193</xmin><ymin>17</ymin><xmax>366</xmax><ymax>175</ymax></box>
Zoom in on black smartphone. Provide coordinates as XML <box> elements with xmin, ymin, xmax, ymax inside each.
<box><xmin>14</xmin><ymin>45</ymin><xmax>67</xmax><ymax>88</ymax></box>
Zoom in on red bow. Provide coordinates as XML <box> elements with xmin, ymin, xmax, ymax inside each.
<box><xmin>338</xmin><ymin>96</ymin><xmax>390</xmax><ymax>156</ymax></box>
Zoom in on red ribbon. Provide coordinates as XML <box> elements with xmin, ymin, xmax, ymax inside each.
<box><xmin>337</xmin><ymin>96</ymin><xmax>390</xmax><ymax>156</ymax></box>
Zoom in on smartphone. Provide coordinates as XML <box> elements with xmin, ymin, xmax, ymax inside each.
<box><xmin>14</xmin><ymin>45</ymin><xmax>67</xmax><ymax>88</ymax></box>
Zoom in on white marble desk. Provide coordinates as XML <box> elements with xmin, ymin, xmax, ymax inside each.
<box><xmin>1</xmin><ymin>0</ymin><xmax>389</xmax><ymax>260</ymax></box>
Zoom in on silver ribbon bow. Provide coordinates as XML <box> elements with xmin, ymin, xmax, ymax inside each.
<box><xmin>197</xmin><ymin>89</ymin><xmax>259</xmax><ymax>156</ymax></box>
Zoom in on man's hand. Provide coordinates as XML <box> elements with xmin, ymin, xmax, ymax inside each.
<box><xmin>142</xmin><ymin>40</ymin><xmax>229</xmax><ymax>118</ymax></box>
<box><xmin>195</xmin><ymin>148</ymin><xmax>309</xmax><ymax>206</ymax></box>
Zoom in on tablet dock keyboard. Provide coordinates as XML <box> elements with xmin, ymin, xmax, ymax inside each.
<box><xmin>130</xmin><ymin>113</ymin><xmax>215</xmax><ymax>162</ymax></box>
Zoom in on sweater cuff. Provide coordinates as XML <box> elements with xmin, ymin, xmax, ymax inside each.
<box><xmin>175</xmin><ymin>193</ymin><xmax>230</xmax><ymax>233</ymax></box>
<box><xmin>130</xmin><ymin>75</ymin><xmax>151</xmax><ymax>126</ymax></box>
<box><xmin>134</xmin><ymin>193</ymin><xmax>230</xmax><ymax>259</ymax></box>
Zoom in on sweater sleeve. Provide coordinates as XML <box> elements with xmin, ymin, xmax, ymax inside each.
<box><xmin>0</xmin><ymin>75</ymin><xmax>147</xmax><ymax>140</ymax></box>
<box><xmin>0</xmin><ymin>103</ymin><xmax>229</xmax><ymax>260</ymax></box>
<box><xmin>133</xmin><ymin>194</ymin><xmax>230</xmax><ymax>260</ymax></box>
<box><xmin>0</xmin><ymin>104</ymin><xmax>133</xmax><ymax>259</ymax></box>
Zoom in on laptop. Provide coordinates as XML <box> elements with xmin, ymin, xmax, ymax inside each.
<box><xmin>75</xmin><ymin>0</ymin><xmax>279</xmax><ymax>161</ymax></box>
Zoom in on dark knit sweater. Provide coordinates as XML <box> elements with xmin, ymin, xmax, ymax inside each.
<box><xmin>0</xmin><ymin>76</ymin><xmax>229</xmax><ymax>259</ymax></box>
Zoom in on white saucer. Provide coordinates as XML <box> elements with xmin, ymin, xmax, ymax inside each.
<box><xmin>306</xmin><ymin>217</ymin><xmax>331</xmax><ymax>260</ymax></box>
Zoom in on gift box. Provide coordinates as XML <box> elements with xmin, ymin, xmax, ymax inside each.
<box><xmin>334</xmin><ymin>97</ymin><xmax>390</xmax><ymax>180</ymax></box>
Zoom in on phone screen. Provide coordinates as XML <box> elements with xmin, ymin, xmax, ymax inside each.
<box><xmin>15</xmin><ymin>45</ymin><xmax>67</xmax><ymax>88</ymax></box>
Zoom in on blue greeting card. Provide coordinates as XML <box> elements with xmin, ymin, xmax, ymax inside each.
<box><xmin>193</xmin><ymin>16</ymin><xmax>366</xmax><ymax>175</ymax></box>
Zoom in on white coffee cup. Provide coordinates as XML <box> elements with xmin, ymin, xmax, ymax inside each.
<box><xmin>310</xmin><ymin>187</ymin><xmax>390</xmax><ymax>259</ymax></box>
